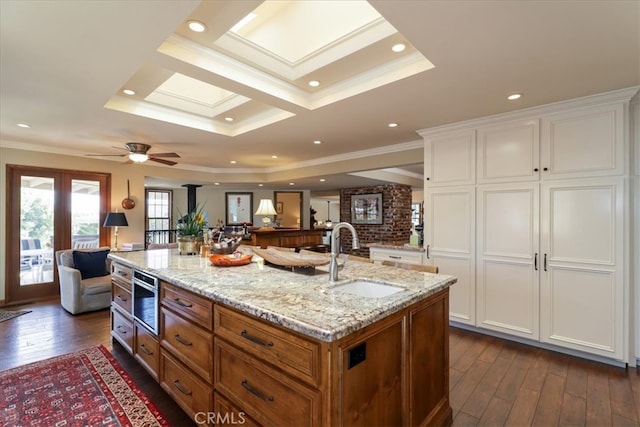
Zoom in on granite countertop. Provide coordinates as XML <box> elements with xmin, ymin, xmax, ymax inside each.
<box><xmin>367</xmin><ymin>242</ymin><xmax>425</xmax><ymax>252</ymax></box>
<box><xmin>109</xmin><ymin>247</ymin><xmax>455</xmax><ymax>342</ymax></box>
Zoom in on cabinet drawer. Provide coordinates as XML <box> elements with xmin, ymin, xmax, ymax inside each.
<box><xmin>110</xmin><ymin>262</ymin><xmax>132</xmax><ymax>288</ymax></box>
<box><xmin>215</xmin><ymin>338</ymin><xmax>321</xmax><ymax>427</ymax></box>
<box><xmin>161</xmin><ymin>282</ymin><xmax>213</xmax><ymax>330</ymax></box>
<box><xmin>134</xmin><ymin>322</ymin><xmax>159</xmax><ymax>381</ymax></box>
<box><xmin>161</xmin><ymin>307</ymin><xmax>213</xmax><ymax>383</ymax></box>
<box><xmin>111</xmin><ymin>282</ymin><xmax>132</xmax><ymax>314</ymax></box>
<box><xmin>370</xmin><ymin>248</ymin><xmax>423</xmax><ymax>265</ymax></box>
<box><xmin>161</xmin><ymin>349</ymin><xmax>213</xmax><ymax>420</ymax></box>
<box><xmin>214</xmin><ymin>305</ymin><xmax>321</xmax><ymax>386</ymax></box>
<box><xmin>111</xmin><ymin>308</ymin><xmax>133</xmax><ymax>353</ymax></box>
<box><xmin>214</xmin><ymin>392</ymin><xmax>260</xmax><ymax>427</ymax></box>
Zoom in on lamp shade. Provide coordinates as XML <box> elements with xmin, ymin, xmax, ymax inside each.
<box><xmin>103</xmin><ymin>212</ymin><xmax>128</xmax><ymax>227</ymax></box>
<box><xmin>255</xmin><ymin>199</ymin><xmax>277</xmax><ymax>216</ymax></box>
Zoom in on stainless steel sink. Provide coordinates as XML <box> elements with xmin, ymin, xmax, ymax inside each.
<box><xmin>332</xmin><ymin>280</ymin><xmax>405</xmax><ymax>298</ymax></box>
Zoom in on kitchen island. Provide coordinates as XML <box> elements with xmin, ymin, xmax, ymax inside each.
<box><xmin>109</xmin><ymin>247</ymin><xmax>456</xmax><ymax>426</ymax></box>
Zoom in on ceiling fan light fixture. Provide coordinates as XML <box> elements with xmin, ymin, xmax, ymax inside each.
<box><xmin>129</xmin><ymin>153</ymin><xmax>149</xmax><ymax>163</ymax></box>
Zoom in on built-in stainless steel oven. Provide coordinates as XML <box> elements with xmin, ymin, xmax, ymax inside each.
<box><xmin>132</xmin><ymin>269</ymin><xmax>159</xmax><ymax>335</ymax></box>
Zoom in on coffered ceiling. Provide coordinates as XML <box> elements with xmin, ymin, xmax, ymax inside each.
<box><xmin>1</xmin><ymin>1</ymin><xmax>638</xmax><ymax>192</ymax></box>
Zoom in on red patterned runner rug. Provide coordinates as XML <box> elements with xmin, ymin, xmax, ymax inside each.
<box><xmin>0</xmin><ymin>345</ymin><xmax>169</xmax><ymax>426</ymax></box>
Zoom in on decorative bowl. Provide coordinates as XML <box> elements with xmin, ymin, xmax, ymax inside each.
<box><xmin>210</xmin><ymin>237</ymin><xmax>243</xmax><ymax>254</ymax></box>
<box><xmin>209</xmin><ymin>253</ymin><xmax>253</xmax><ymax>267</ymax></box>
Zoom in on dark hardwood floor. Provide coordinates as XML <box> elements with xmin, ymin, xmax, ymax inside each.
<box><xmin>1</xmin><ymin>299</ymin><xmax>639</xmax><ymax>426</ymax></box>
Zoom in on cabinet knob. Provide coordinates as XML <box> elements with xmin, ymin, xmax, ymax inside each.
<box><xmin>426</xmin><ymin>177</ymin><xmax>430</xmax><ymax>181</ymax></box>
<box><xmin>534</xmin><ymin>168</ymin><xmax>539</xmax><ymax>172</ymax></box>
<box><xmin>543</xmin><ymin>167</ymin><xmax>548</xmax><ymax>171</ymax></box>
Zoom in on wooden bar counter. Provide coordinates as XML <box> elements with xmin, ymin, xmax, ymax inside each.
<box><xmin>249</xmin><ymin>228</ymin><xmax>324</xmax><ymax>248</ymax></box>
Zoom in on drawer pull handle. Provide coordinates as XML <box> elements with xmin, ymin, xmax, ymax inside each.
<box><xmin>174</xmin><ymin>298</ymin><xmax>193</xmax><ymax>308</ymax></box>
<box><xmin>139</xmin><ymin>344</ymin><xmax>153</xmax><ymax>355</ymax></box>
<box><xmin>241</xmin><ymin>330</ymin><xmax>273</xmax><ymax>347</ymax></box>
<box><xmin>173</xmin><ymin>380</ymin><xmax>192</xmax><ymax>396</ymax></box>
<box><xmin>241</xmin><ymin>379</ymin><xmax>274</xmax><ymax>402</ymax></box>
<box><xmin>174</xmin><ymin>334</ymin><xmax>193</xmax><ymax>346</ymax></box>
<box><xmin>116</xmin><ymin>326</ymin><xmax>128</xmax><ymax>334</ymax></box>
<box><xmin>388</xmin><ymin>255</ymin><xmax>402</xmax><ymax>259</ymax></box>
<box><xmin>116</xmin><ymin>295</ymin><xmax>128</xmax><ymax>302</ymax></box>
<box><xmin>426</xmin><ymin>245</ymin><xmax>430</xmax><ymax>260</ymax></box>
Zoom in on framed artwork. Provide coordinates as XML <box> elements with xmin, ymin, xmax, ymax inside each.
<box><xmin>225</xmin><ymin>192</ymin><xmax>253</xmax><ymax>225</ymax></box>
<box><xmin>351</xmin><ymin>193</ymin><xmax>383</xmax><ymax>225</ymax></box>
<box><xmin>276</xmin><ymin>202</ymin><xmax>284</xmax><ymax>214</ymax></box>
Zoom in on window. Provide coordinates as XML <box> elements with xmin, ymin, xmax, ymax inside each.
<box><xmin>146</xmin><ymin>189</ymin><xmax>173</xmax><ymax>244</ymax></box>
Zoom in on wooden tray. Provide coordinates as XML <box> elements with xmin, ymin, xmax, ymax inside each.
<box><xmin>209</xmin><ymin>253</ymin><xmax>253</xmax><ymax>267</ymax></box>
<box><xmin>252</xmin><ymin>247</ymin><xmax>330</xmax><ymax>267</ymax></box>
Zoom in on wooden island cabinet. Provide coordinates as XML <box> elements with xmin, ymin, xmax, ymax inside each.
<box><xmin>109</xmin><ymin>249</ymin><xmax>455</xmax><ymax>426</ymax></box>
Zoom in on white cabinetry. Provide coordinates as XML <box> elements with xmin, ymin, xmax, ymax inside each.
<box><xmin>541</xmin><ymin>103</ymin><xmax>624</xmax><ymax>179</ymax></box>
<box><xmin>369</xmin><ymin>247</ymin><xmax>423</xmax><ymax>265</ymax></box>
<box><xmin>424</xmin><ymin>130</ymin><xmax>475</xmax><ymax>186</ymax></box>
<box><xmin>477</xmin><ymin>119</ymin><xmax>540</xmax><ymax>183</ymax></box>
<box><xmin>425</xmin><ymin>186</ymin><xmax>475</xmax><ymax>325</ymax></box>
<box><xmin>419</xmin><ymin>88</ymin><xmax>636</xmax><ymax>363</ymax></box>
<box><xmin>540</xmin><ymin>178</ymin><xmax>624</xmax><ymax>359</ymax></box>
<box><xmin>476</xmin><ymin>183</ymin><xmax>539</xmax><ymax>339</ymax></box>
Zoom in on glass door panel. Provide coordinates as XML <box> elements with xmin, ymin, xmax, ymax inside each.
<box><xmin>71</xmin><ymin>179</ymin><xmax>101</xmax><ymax>249</ymax></box>
<box><xmin>19</xmin><ymin>176</ymin><xmax>55</xmax><ymax>286</ymax></box>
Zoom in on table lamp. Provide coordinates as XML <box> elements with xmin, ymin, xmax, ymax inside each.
<box><xmin>103</xmin><ymin>212</ymin><xmax>128</xmax><ymax>250</ymax></box>
<box><xmin>255</xmin><ymin>199</ymin><xmax>277</xmax><ymax>230</ymax></box>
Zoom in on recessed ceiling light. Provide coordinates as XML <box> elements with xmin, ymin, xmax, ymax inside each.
<box><xmin>392</xmin><ymin>43</ymin><xmax>406</xmax><ymax>53</ymax></box>
<box><xmin>258</xmin><ymin>183</ymin><xmax>264</xmax><ymax>187</ymax></box>
<box><xmin>388</xmin><ymin>122</ymin><xmax>399</xmax><ymax>128</ymax></box>
<box><xmin>289</xmin><ymin>182</ymin><xmax>295</xmax><ymax>186</ymax></box>
<box><xmin>320</xmin><ymin>178</ymin><xmax>326</xmax><ymax>182</ymax></box>
<box><xmin>230</xmin><ymin>160</ymin><xmax>237</xmax><ymax>164</ymax></box>
<box><xmin>17</xmin><ymin>123</ymin><xmax>31</xmax><ymax>128</ymax></box>
<box><xmin>214</xmin><ymin>182</ymin><xmax>220</xmax><ymax>185</ymax></box>
<box><xmin>122</xmin><ymin>89</ymin><xmax>135</xmax><ymax>96</ymax></box>
<box><xmin>271</xmin><ymin>155</ymin><xmax>278</xmax><ymax>159</ymax></box>
<box><xmin>224</xmin><ymin>117</ymin><xmax>234</xmax><ymax>122</ymax></box>
<box><xmin>313</xmin><ymin>140</ymin><xmax>322</xmax><ymax>145</ymax></box>
<box><xmin>187</xmin><ymin>20</ymin><xmax>206</xmax><ymax>32</ymax></box>
<box><xmin>507</xmin><ymin>93</ymin><xmax>522</xmax><ymax>101</ymax></box>
<box><xmin>308</xmin><ymin>80</ymin><xmax>320</xmax><ymax>87</ymax></box>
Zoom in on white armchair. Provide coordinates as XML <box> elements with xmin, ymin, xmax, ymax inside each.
<box><xmin>55</xmin><ymin>247</ymin><xmax>112</xmax><ymax>315</ymax></box>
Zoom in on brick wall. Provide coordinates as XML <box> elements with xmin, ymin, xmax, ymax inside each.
<box><xmin>339</xmin><ymin>184</ymin><xmax>412</xmax><ymax>257</ymax></box>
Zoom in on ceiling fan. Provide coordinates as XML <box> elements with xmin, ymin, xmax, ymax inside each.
<box><xmin>86</xmin><ymin>142</ymin><xmax>180</xmax><ymax>166</ymax></box>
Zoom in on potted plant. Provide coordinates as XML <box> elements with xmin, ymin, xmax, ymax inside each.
<box><xmin>176</xmin><ymin>203</ymin><xmax>207</xmax><ymax>255</ymax></box>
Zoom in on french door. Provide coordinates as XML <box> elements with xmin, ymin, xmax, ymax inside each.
<box><xmin>6</xmin><ymin>165</ymin><xmax>110</xmax><ymax>303</ymax></box>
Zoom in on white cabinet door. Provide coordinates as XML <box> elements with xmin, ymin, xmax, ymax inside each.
<box><xmin>424</xmin><ymin>130</ymin><xmax>475</xmax><ymax>187</ymax></box>
<box><xmin>425</xmin><ymin>186</ymin><xmax>475</xmax><ymax>325</ymax></box>
<box><xmin>540</xmin><ymin>178</ymin><xmax>624</xmax><ymax>360</ymax></box>
<box><xmin>541</xmin><ymin>103</ymin><xmax>624</xmax><ymax>179</ymax></box>
<box><xmin>477</xmin><ymin>119</ymin><xmax>540</xmax><ymax>184</ymax></box>
<box><xmin>369</xmin><ymin>247</ymin><xmax>423</xmax><ymax>265</ymax></box>
<box><xmin>477</xmin><ymin>183</ymin><xmax>539</xmax><ymax>339</ymax></box>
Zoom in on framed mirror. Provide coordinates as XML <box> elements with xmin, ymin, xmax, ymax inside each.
<box><xmin>225</xmin><ymin>192</ymin><xmax>253</xmax><ymax>225</ymax></box>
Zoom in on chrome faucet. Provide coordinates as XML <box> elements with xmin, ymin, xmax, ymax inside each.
<box><xmin>329</xmin><ymin>222</ymin><xmax>360</xmax><ymax>282</ymax></box>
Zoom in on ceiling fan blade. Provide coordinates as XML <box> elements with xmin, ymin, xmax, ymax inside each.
<box><xmin>148</xmin><ymin>152</ymin><xmax>180</xmax><ymax>158</ymax></box>
<box><xmin>149</xmin><ymin>157</ymin><xmax>178</xmax><ymax>166</ymax></box>
<box><xmin>85</xmin><ymin>153</ymin><xmax>128</xmax><ymax>157</ymax></box>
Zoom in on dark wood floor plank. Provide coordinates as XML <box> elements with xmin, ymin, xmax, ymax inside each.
<box><xmin>522</xmin><ymin>350</ymin><xmax>551</xmax><ymax>393</ymax></box>
<box><xmin>608</xmin><ymin>365</ymin><xmax>640</xmax><ymax>423</ymax></box>
<box><xmin>478</xmin><ymin>395</ymin><xmax>512</xmax><ymax>426</ymax></box>
<box><xmin>565</xmin><ymin>359</ymin><xmax>589</xmax><ymax>399</ymax></box>
<box><xmin>495</xmin><ymin>360</ymin><xmax>529</xmax><ymax>403</ymax></box>
<box><xmin>452</xmin><ymin>410</ymin><xmax>480</xmax><ymax>427</ymax></box>
<box><xmin>586</xmin><ymin>364</ymin><xmax>612</xmax><ymax>426</ymax></box>
<box><xmin>559</xmin><ymin>392</ymin><xmax>586</xmax><ymax>426</ymax></box>
<box><xmin>505</xmin><ymin>387</ymin><xmax>539</xmax><ymax>426</ymax></box>
<box><xmin>532</xmin><ymin>372</ymin><xmax>566</xmax><ymax>426</ymax></box>
<box><xmin>460</xmin><ymin>382</ymin><xmax>495</xmax><ymax>419</ymax></box>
